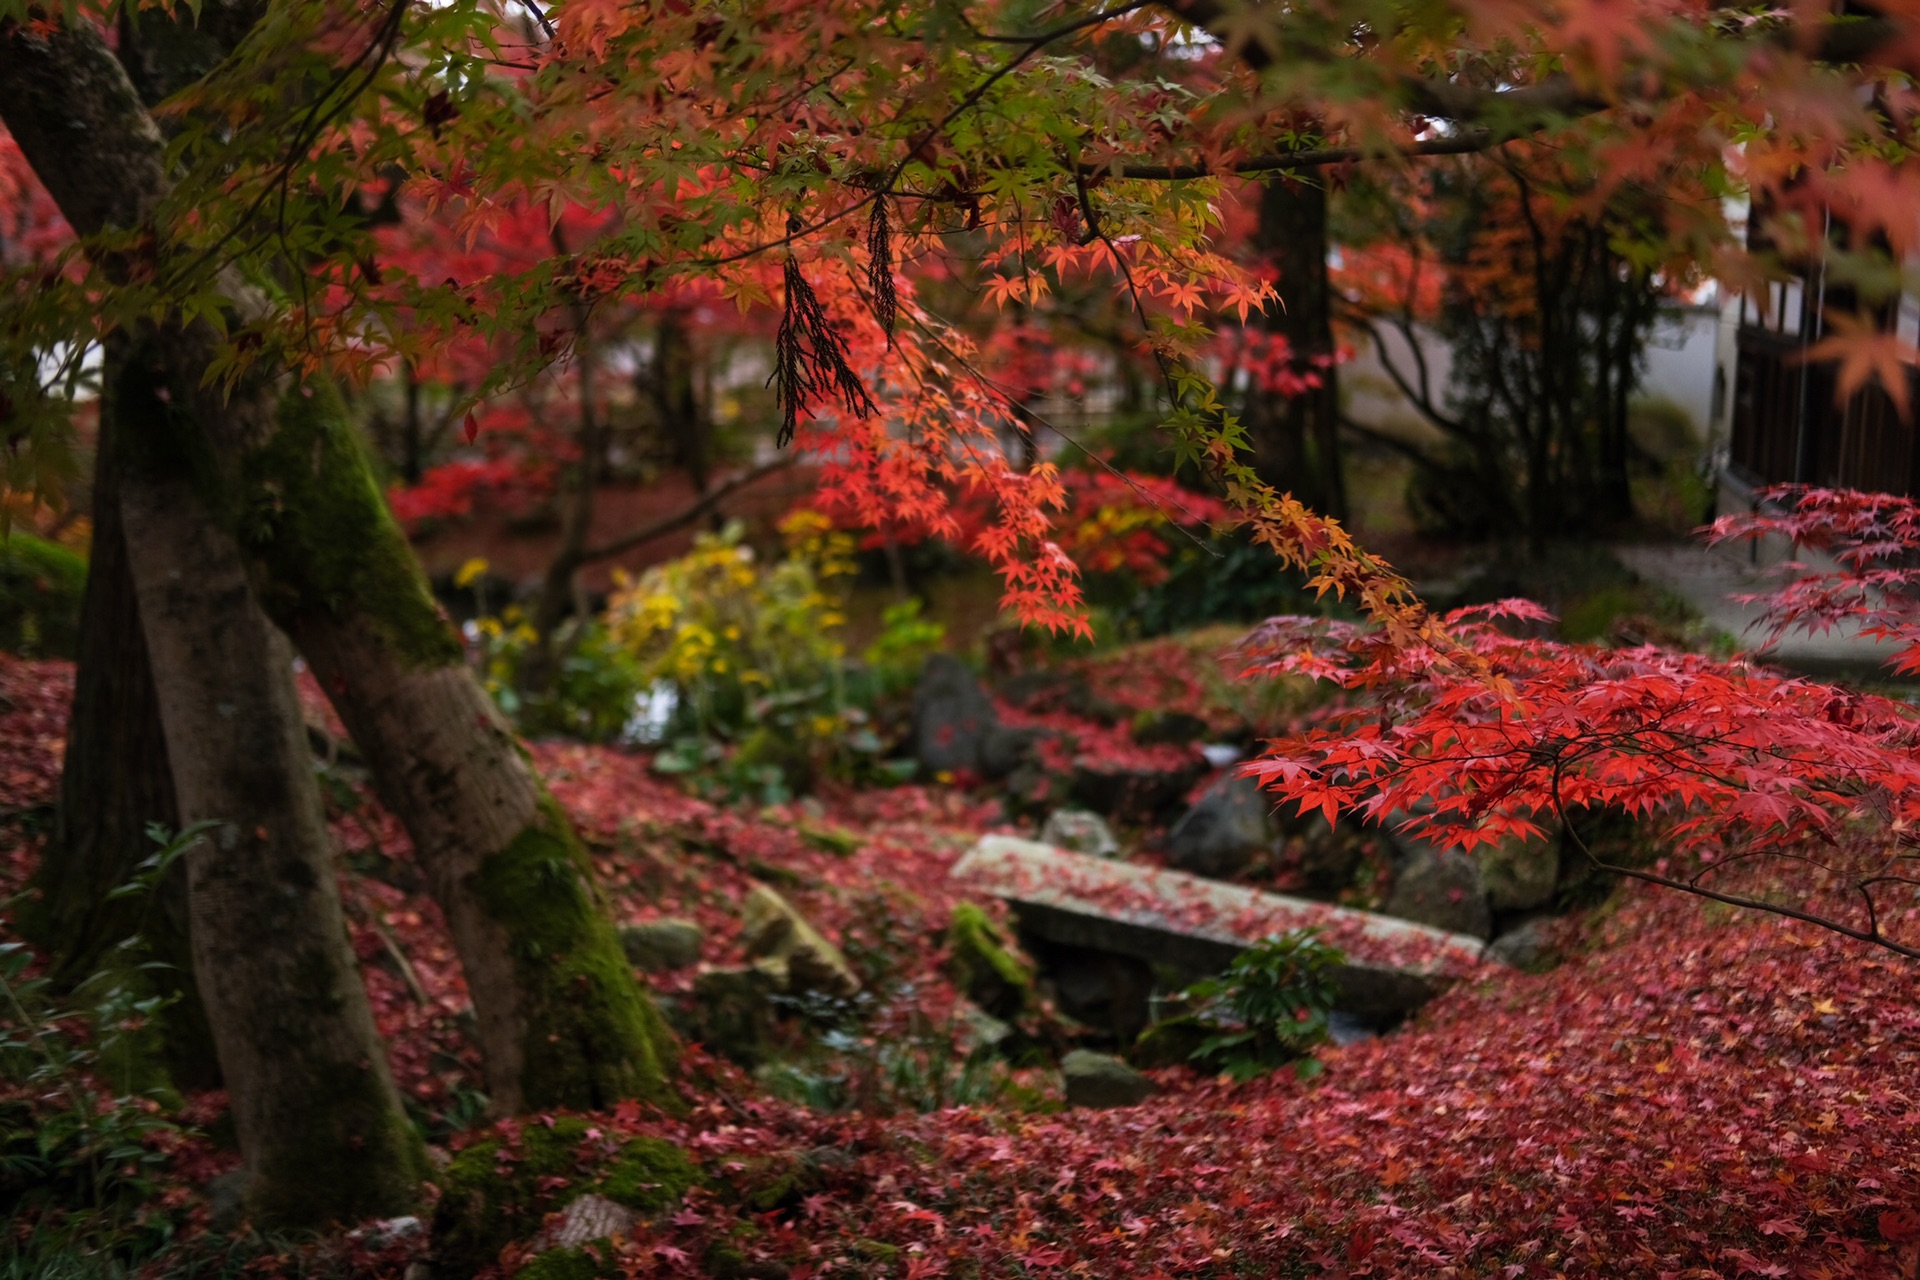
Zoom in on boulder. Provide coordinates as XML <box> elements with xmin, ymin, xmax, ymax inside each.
<box><xmin>434</xmin><ymin>1115</ymin><xmax>697</xmax><ymax>1277</ymax></box>
<box><xmin>1475</xmin><ymin>835</ymin><xmax>1561</xmax><ymax>913</ymax></box>
<box><xmin>1039</xmin><ymin>808</ymin><xmax>1121</xmax><ymax>859</ymax></box>
<box><xmin>1165</xmin><ymin>773</ymin><xmax>1273</xmax><ymax>880</ymax></box>
<box><xmin>206</xmin><ymin>1168</ymin><xmax>249</xmax><ymax>1232</ymax></box>
<box><xmin>619</xmin><ymin>918</ymin><xmax>705</xmax><ymax>972</ymax></box>
<box><xmin>1381</xmin><ymin>848</ymin><xmax>1492</xmax><ymax>940</ymax></box>
<box><xmin>1489</xmin><ymin>916</ymin><xmax>1559</xmax><ymax>971</ymax></box>
<box><xmin>1061</xmin><ymin>1050</ymin><xmax>1156</xmax><ymax>1108</ymax></box>
<box><xmin>912</xmin><ymin>654</ymin><xmax>1000</xmax><ymax>775</ymax></box>
<box><xmin>979</xmin><ymin>724</ymin><xmax>1043</xmax><ymax>779</ymax></box>
<box><xmin>741</xmin><ymin>884</ymin><xmax>860</xmax><ymax>998</ymax></box>
<box><xmin>1069</xmin><ymin>756</ymin><xmax>1205</xmax><ymax>823</ymax></box>
<box><xmin>956</xmin><ymin>1004</ymin><xmax>1015</xmax><ymax>1054</ymax></box>
<box><xmin>951</xmin><ymin>836</ymin><xmax>1493</xmax><ymax>1023</ymax></box>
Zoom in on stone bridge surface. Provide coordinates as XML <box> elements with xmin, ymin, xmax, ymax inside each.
<box><xmin>951</xmin><ymin>835</ymin><xmax>1497</xmax><ymax>1022</ymax></box>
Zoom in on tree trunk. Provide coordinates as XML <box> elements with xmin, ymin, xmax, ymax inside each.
<box><xmin>2</xmin><ymin>11</ymin><xmax>675</xmax><ymax>1118</ymax></box>
<box><xmin>246</xmin><ymin>382</ymin><xmax>676</xmax><ymax>1114</ymax></box>
<box><xmin>653</xmin><ymin>312</ymin><xmax>710</xmax><ymax>493</ymax></box>
<box><xmin>19</xmin><ymin>0</ymin><xmax>269</xmax><ymax>1099</ymax></box>
<box><xmin>4</xmin><ymin>20</ymin><xmax>426</xmax><ymax>1226</ymax></box>
<box><xmin>111</xmin><ymin>342</ymin><xmax>427</xmax><ymax>1228</ymax></box>
<box><xmin>1246</xmin><ymin>178</ymin><xmax>1347</xmax><ymax>520</ymax></box>
<box><xmin>20</xmin><ymin>373</ymin><xmax>219</xmax><ymax>1091</ymax></box>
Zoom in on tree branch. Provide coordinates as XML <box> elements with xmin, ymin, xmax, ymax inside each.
<box><xmin>575</xmin><ymin>455</ymin><xmax>801</xmax><ymax>566</ymax></box>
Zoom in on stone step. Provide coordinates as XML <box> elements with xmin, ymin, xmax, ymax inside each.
<box><xmin>951</xmin><ymin>836</ymin><xmax>1497</xmax><ymax>1022</ymax></box>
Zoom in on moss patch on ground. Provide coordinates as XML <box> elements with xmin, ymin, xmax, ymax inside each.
<box><xmin>433</xmin><ymin>1115</ymin><xmax>698</xmax><ymax>1274</ymax></box>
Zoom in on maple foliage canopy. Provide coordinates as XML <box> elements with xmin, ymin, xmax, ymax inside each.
<box><xmin>2</xmin><ymin>0</ymin><xmax>1919</xmax><ymax>636</ymax></box>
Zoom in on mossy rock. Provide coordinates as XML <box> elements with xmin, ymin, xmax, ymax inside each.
<box><xmin>942</xmin><ymin>902</ymin><xmax>1033</xmax><ymax>1020</ymax></box>
<box><xmin>0</xmin><ymin>532</ymin><xmax>85</xmax><ymax>659</ymax></box>
<box><xmin>433</xmin><ymin>1116</ymin><xmax>699</xmax><ymax>1274</ymax></box>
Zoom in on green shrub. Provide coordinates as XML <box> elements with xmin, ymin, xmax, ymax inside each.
<box><xmin>1179</xmin><ymin>929</ymin><xmax>1345</xmax><ymax>1082</ymax></box>
<box><xmin>0</xmin><ymin>532</ymin><xmax>85</xmax><ymax>659</ymax></box>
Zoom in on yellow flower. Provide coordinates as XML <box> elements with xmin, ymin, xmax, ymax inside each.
<box><xmin>454</xmin><ymin>557</ymin><xmax>490</xmax><ymax>589</ymax></box>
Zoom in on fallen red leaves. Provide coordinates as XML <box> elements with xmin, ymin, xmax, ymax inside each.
<box><xmin>4</xmin><ymin>651</ymin><xmax>1918</xmax><ymax>1279</ymax></box>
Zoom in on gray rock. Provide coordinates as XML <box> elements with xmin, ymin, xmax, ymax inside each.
<box><xmin>1165</xmin><ymin>773</ymin><xmax>1273</xmax><ymax>880</ymax></box>
<box><xmin>1039</xmin><ymin>808</ymin><xmax>1121</xmax><ymax>859</ymax></box>
<box><xmin>533</xmin><ymin>1193</ymin><xmax>638</xmax><ymax>1252</ymax></box>
<box><xmin>1475</xmin><ymin>836</ymin><xmax>1561</xmax><ymax>913</ymax></box>
<box><xmin>913</xmin><ymin>654</ymin><xmax>999</xmax><ymax>775</ymax></box>
<box><xmin>1381</xmin><ymin>849</ymin><xmax>1493</xmax><ymax>940</ymax></box>
<box><xmin>741</xmin><ymin>884</ymin><xmax>860</xmax><ymax>998</ymax></box>
<box><xmin>1069</xmin><ymin>757</ymin><xmax>1204</xmax><ymax>823</ymax></box>
<box><xmin>350</xmin><ymin>1216</ymin><xmax>426</xmax><ymax>1249</ymax></box>
<box><xmin>1489</xmin><ymin>917</ymin><xmax>1559</xmax><ymax>971</ymax></box>
<box><xmin>1061</xmin><ymin>1050</ymin><xmax>1157</xmax><ymax>1108</ymax></box>
<box><xmin>952</xmin><ymin>836</ymin><xmax>1494</xmax><ymax>1024</ymax></box>
<box><xmin>620</xmin><ymin>918</ymin><xmax>705</xmax><ymax>971</ymax></box>
<box><xmin>956</xmin><ymin>1004</ymin><xmax>1015</xmax><ymax>1054</ymax></box>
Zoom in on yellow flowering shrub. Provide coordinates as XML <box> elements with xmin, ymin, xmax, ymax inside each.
<box><xmin>605</xmin><ymin>514</ymin><xmax>872</xmax><ymax>792</ymax></box>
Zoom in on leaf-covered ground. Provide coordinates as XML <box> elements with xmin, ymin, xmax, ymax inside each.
<box><xmin>3</xmin><ymin>652</ymin><xmax>1918</xmax><ymax>1279</ymax></box>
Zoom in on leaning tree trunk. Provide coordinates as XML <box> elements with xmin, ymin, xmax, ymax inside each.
<box><xmin>1246</xmin><ymin>177</ymin><xmax>1348</xmax><ymax>520</ymax></box>
<box><xmin>247</xmin><ymin>381</ymin><xmax>676</xmax><ymax>1114</ymax></box>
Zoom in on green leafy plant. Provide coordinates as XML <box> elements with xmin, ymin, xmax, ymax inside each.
<box><xmin>856</xmin><ymin>599</ymin><xmax>945</xmax><ymax>702</ymax></box>
<box><xmin>0</xmin><ymin>531</ymin><xmax>86</xmax><ymax>660</ymax></box>
<box><xmin>0</xmin><ymin>823</ymin><xmax>214</xmax><ymax>1267</ymax></box>
<box><xmin>1180</xmin><ymin>929</ymin><xmax>1345</xmax><ymax>1082</ymax></box>
<box><xmin>467</xmin><ymin>606</ymin><xmax>646</xmax><ymax>743</ymax></box>
<box><xmin>605</xmin><ymin>514</ymin><xmax>905</xmax><ymax>797</ymax></box>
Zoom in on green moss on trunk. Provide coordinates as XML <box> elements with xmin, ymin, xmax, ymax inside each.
<box><xmin>477</xmin><ymin>796</ymin><xmax>680</xmax><ymax>1111</ymax></box>
<box><xmin>239</xmin><ymin>381</ymin><xmax>463</xmax><ymax>668</ymax></box>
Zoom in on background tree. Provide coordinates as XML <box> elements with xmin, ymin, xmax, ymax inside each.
<box><xmin>1339</xmin><ymin>149</ymin><xmax>1674</xmax><ymax>546</ymax></box>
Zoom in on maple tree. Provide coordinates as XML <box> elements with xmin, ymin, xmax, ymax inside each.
<box><xmin>1244</xmin><ymin>487</ymin><xmax>1920</xmax><ymax>958</ymax></box>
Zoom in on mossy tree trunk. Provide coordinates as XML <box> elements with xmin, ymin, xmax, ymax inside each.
<box><xmin>2</xmin><ymin>10</ymin><xmax>675</xmax><ymax>1120</ymax></box>
<box><xmin>18</xmin><ymin>4</ymin><xmax>253</xmax><ymax>1090</ymax></box>
<box><xmin>111</xmin><ymin>345</ymin><xmax>428</xmax><ymax>1226</ymax></box>
<box><xmin>248</xmin><ymin>383</ymin><xmax>676</xmax><ymax>1114</ymax></box>
<box><xmin>1</xmin><ymin>22</ymin><xmax>426</xmax><ymax>1227</ymax></box>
